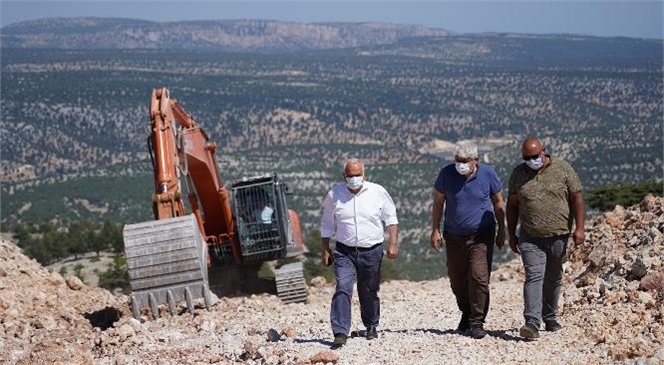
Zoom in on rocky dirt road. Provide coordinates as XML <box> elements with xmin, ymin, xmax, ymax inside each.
<box><xmin>1</xmin><ymin>196</ymin><xmax>663</xmax><ymax>365</ymax></box>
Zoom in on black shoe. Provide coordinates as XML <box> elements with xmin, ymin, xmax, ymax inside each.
<box><xmin>365</xmin><ymin>327</ymin><xmax>378</xmax><ymax>340</ymax></box>
<box><xmin>519</xmin><ymin>323</ymin><xmax>540</xmax><ymax>339</ymax></box>
<box><xmin>544</xmin><ymin>320</ymin><xmax>562</xmax><ymax>332</ymax></box>
<box><xmin>333</xmin><ymin>333</ymin><xmax>347</xmax><ymax>346</ymax></box>
<box><xmin>470</xmin><ymin>324</ymin><xmax>487</xmax><ymax>339</ymax></box>
<box><xmin>456</xmin><ymin>316</ymin><xmax>470</xmax><ymax>332</ymax></box>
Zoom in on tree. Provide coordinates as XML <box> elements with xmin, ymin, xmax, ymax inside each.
<box><xmin>42</xmin><ymin>228</ymin><xmax>68</xmax><ymax>261</ymax></box>
<box><xmin>13</xmin><ymin>224</ymin><xmax>31</xmax><ymax>246</ymax></box>
<box><xmin>587</xmin><ymin>180</ymin><xmax>663</xmax><ymax>212</ymax></box>
<box><xmin>91</xmin><ymin>220</ymin><xmax>115</xmax><ymax>256</ymax></box>
<box><xmin>98</xmin><ymin>256</ymin><xmax>130</xmax><ymax>294</ymax></box>
<box><xmin>110</xmin><ymin>222</ymin><xmax>126</xmax><ymax>254</ymax></box>
<box><xmin>22</xmin><ymin>236</ymin><xmax>53</xmax><ymax>265</ymax></box>
<box><xmin>67</xmin><ymin>221</ymin><xmax>94</xmax><ymax>260</ymax></box>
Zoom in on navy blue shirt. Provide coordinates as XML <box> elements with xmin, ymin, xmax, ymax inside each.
<box><xmin>434</xmin><ymin>163</ymin><xmax>502</xmax><ymax>236</ymax></box>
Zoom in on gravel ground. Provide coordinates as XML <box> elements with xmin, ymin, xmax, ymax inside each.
<box><xmin>1</xmin><ymin>196</ymin><xmax>663</xmax><ymax>365</ymax></box>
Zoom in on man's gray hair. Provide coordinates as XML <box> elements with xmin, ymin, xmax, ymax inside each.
<box><xmin>344</xmin><ymin>158</ymin><xmax>364</xmax><ymax>171</ymax></box>
<box><xmin>454</xmin><ymin>140</ymin><xmax>479</xmax><ymax>159</ymax></box>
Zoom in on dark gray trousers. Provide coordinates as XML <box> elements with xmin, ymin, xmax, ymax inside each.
<box><xmin>330</xmin><ymin>243</ymin><xmax>383</xmax><ymax>336</ymax></box>
<box><xmin>518</xmin><ymin>231</ymin><xmax>569</xmax><ymax>327</ymax></box>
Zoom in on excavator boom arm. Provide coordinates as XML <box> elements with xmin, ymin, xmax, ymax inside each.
<box><xmin>149</xmin><ymin>88</ymin><xmax>239</xmax><ymax>260</ymax></box>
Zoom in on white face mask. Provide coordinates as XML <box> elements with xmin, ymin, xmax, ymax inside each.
<box><xmin>455</xmin><ymin>162</ymin><xmax>471</xmax><ymax>175</ymax></box>
<box><xmin>346</xmin><ymin>175</ymin><xmax>364</xmax><ymax>190</ymax></box>
<box><xmin>526</xmin><ymin>157</ymin><xmax>544</xmax><ymax>170</ymax></box>
<box><xmin>260</xmin><ymin>206</ymin><xmax>274</xmax><ymax>224</ymax></box>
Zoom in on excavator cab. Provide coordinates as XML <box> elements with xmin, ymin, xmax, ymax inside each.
<box><xmin>231</xmin><ymin>173</ymin><xmax>303</xmax><ymax>263</ymax></box>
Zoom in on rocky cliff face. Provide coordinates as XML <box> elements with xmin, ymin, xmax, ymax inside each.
<box><xmin>1</xmin><ymin>18</ymin><xmax>451</xmax><ymax>51</ymax></box>
<box><xmin>0</xmin><ymin>196</ymin><xmax>662</xmax><ymax>364</ymax></box>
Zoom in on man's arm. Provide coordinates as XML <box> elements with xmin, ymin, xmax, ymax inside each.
<box><xmin>491</xmin><ymin>192</ymin><xmax>506</xmax><ymax>249</ymax></box>
<box><xmin>506</xmin><ymin>193</ymin><xmax>520</xmax><ymax>254</ymax></box>
<box><xmin>431</xmin><ymin>190</ymin><xmax>446</xmax><ymax>251</ymax></box>
<box><xmin>321</xmin><ymin>237</ymin><xmax>333</xmax><ymax>266</ymax></box>
<box><xmin>570</xmin><ymin>191</ymin><xmax>586</xmax><ymax>245</ymax></box>
<box><xmin>320</xmin><ymin>192</ymin><xmax>335</xmax><ymax>266</ymax></box>
<box><xmin>386</xmin><ymin>224</ymin><xmax>398</xmax><ymax>259</ymax></box>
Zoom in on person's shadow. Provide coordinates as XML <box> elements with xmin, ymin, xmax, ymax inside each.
<box><xmin>295</xmin><ymin>326</ymin><xmax>527</xmax><ymax>350</ymax></box>
<box><xmin>483</xmin><ymin>328</ymin><xmax>525</xmax><ymax>341</ymax></box>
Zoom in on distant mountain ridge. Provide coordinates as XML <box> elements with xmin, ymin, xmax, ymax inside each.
<box><xmin>0</xmin><ymin>17</ymin><xmax>452</xmax><ymax>51</ymax></box>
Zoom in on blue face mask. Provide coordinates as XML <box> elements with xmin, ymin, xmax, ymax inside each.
<box><xmin>346</xmin><ymin>176</ymin><xmax>363</xmax><ymax>190</ymax></box>
<box><xmin>526</xmin><ymin>156</ymin><xmax>544</xmax><ymax>170</ymax></box>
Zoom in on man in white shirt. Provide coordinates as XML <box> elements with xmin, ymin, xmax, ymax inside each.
<box><xmin>320</xmin><ymin>158</ymin><xmax>399</xmax><ymax>347</ymax></box>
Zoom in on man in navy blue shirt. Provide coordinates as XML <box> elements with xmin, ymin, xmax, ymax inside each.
<box><xmin>430</xmin><ymin>140</ymin><xmax>505</xmax><ymax>339</ymax></box>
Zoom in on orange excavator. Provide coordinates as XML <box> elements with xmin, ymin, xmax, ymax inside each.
<box><xmin>122</xmin><ymin>88</ymin><xmax>307</xmax><ymax>319</ymax></box>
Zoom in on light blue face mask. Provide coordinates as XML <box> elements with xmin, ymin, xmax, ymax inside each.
<box><xmin>346</xmin><ymin>176</ymin><xmax>364</xmax><ymax>190</ymax></box>
<box><xmin>526</xmin><ymin>156</ymin><xmax>544</xmax><ymax>170</ymax></box>
<box><xmin>260</xmin><ymin>206</ymin><xmax>274</xmax><ymax>224</ymax></box>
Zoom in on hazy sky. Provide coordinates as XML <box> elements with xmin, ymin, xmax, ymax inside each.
<box><xmin>1</xmin><ymin>1</ymin><xmax>662</xmax><ymax>39</ymax></box>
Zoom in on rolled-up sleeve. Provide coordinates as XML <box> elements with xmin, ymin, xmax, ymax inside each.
<box><xmin>380</xmin><ymin>188</ymin><xmax>399</xmax><ymax>226</ymax></box>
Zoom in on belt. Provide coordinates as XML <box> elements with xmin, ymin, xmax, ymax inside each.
<box><xmin>443</xmin><ymin>230</ymin><xmax>478</xmax><ymax>240</ymax></box>
<box><xmin>336</xmin><ymin>242</ymin><xmax>382</xmax><ymax>252</ymax></box>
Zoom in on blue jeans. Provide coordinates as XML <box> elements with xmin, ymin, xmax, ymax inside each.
<box><xmin>330</xmin><ymin>243</ymin><xmax>384</xmax><ymax>336</ymax></box>
<box><xmin>518</xmin><ymin>231</ymin><xmax>569</xmax><ymax>327</ymax></box>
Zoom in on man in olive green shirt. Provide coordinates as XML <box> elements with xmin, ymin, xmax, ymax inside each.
<box><xmin>507</xmin><ymin>137</ymin><xmax>585</xmax><ymax>340</ymax></box>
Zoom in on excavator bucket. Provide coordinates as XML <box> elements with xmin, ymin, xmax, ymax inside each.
<box><xmin>123</xmin><ymin>214</ymin><xmax>211</xmax><ymax>319</ymax></box>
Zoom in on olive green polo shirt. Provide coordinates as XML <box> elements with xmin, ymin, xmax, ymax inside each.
<box><xmin>508</xmin><ymin>158</ymin><xmax>582</xmax><ymax>238</ymax></box>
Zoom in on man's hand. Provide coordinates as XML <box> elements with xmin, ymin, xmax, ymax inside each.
<box><xmin>572</xmin><ymin>227</ymin><xmax>585</xmax><ymax>246</ymax></box>
<box><xmin>508</xmin><ymin>234</ymin><xmax>520</xmax><ymax>254</ymax></box>
<box><xmin>430</xmin><ymin>229</ymin><xmax>442</xmax><ymax>251</ymax></box>
<box><xmin>321</xmin><ymin>248</ymin><xmax>333</xmax><ymax>266</ymax></box>
<box><xmin>387</xmin><ymin>242</ymin><xmax>398</xmax><ymax>260</ymax></box>
<box><xmin>495</xmin><ymin>228</ymin><xmax>505</xmax><ymax>249</ymax></box>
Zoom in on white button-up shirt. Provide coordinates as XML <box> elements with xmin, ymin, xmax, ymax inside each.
<box><xmin>320</xmin><ymin>181</ymin><xmax>398</xmax><ymax>248</ymax></box>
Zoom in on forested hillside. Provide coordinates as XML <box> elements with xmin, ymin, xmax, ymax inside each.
<box><xmin>1</xmin><ymin>18</ymin><xmax>662</xmax><ymax>280</ymax></box>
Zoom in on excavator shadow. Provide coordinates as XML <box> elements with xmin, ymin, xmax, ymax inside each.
<box><xmin>207</xmin><ymin>262</ymin><xmax>278</xmax><ymax>298</ymax></box>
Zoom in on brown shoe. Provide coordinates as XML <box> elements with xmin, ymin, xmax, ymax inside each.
<box><xmin>519</xmin><ymin>323</ymin><xmax>540</xmax><ymax>339</ymax></box>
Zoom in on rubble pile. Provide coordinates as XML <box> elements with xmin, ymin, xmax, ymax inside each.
<box><xmin>563</xmin><ymin>194</ymin><xmax>664</xmax><ymax>361</ymax></box>
<box><xmin>0</xmin><ymin>239</ymin><xmax>127</xmax><ymax>364</ymax></box>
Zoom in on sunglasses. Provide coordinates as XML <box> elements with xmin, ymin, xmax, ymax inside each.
<box><xmin>522</xmin><ymin>151</ymin><xmax>542</xmax><ymax>161</ymax></box>
<box><xmin>454</xmin><ymin>157</ymin><xmax>476</xmax><ymax>164</ymax></box>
